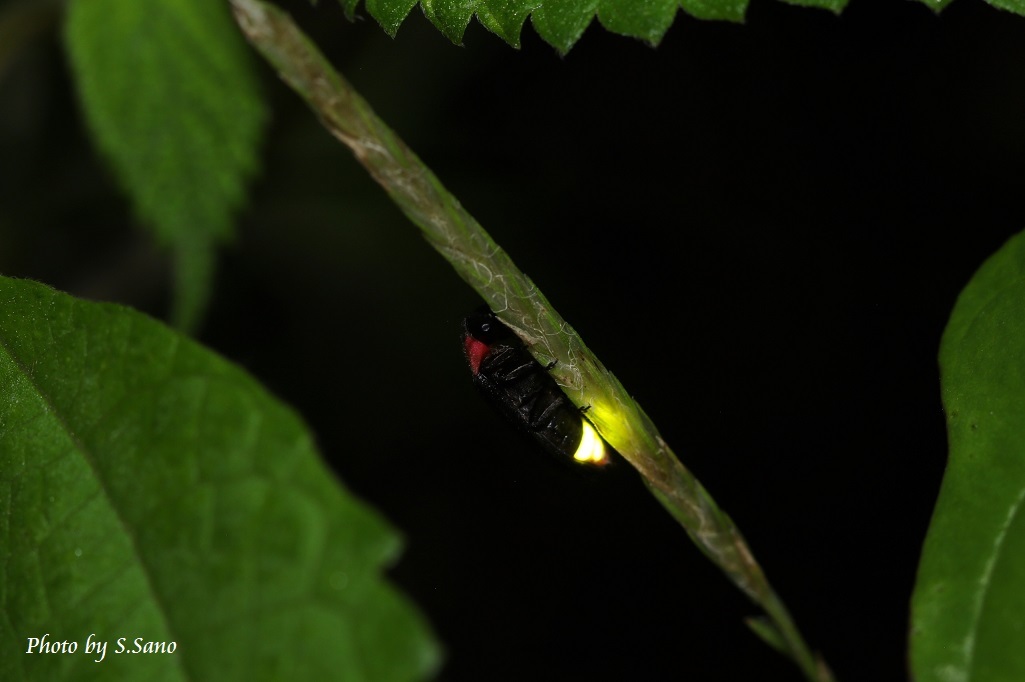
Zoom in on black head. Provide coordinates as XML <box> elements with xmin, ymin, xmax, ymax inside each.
<box><xmin>463</xmin><ymin>306</ymin><xmax>514</xmax><ymax>344</ymax></box>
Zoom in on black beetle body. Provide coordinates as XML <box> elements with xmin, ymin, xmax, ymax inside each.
<box><xmin>463</xmin><ymin>308</ymin><xmax>605</xmax><ymax>465</ymax></box>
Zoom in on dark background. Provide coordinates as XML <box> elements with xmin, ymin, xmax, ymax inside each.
<box><xmin>3</xmin><ymin>0</ymin><xmax>1025</xmax><ymax>680</ymax></box>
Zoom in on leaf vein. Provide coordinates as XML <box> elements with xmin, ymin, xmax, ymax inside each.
<box><xmin>0</xmin><ymin>328</ymin><xmax>195</xmax><ymax>682</ymax></box>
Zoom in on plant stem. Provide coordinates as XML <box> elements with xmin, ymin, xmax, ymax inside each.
<box><xmin>230</xmin><ymin>2</ymin><xmax>835</xmax><ymax>679</ymax></box>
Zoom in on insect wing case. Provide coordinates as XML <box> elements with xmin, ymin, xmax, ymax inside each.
<box><xmin>463</xmin><ymin>310</ymin><xmax>587</xmax><ymax>463</ymax></box>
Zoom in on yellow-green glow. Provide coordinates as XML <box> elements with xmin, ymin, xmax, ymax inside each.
<box><xmin>573</xmin><ymin>419</ymin><xmax>608</xmax><ymax>465</ymax></box>
<box><xmin>585</xmin><ymin>396</ymin><xmax>637</xmax><ymax>462</ymax></box>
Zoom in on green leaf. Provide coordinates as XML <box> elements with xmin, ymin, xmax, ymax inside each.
<box><xmin>367</xmin><ymin>0</ymin><xmax>420</xmax><ymax>36</ymax></box>
<box><xmin>596</xmin><ymin>0</ymin><xmax>679</xmax><ymax>45</ymax></box>
<box><xmin>344</xmin><ymin>0</ymin><xmax>1025</xmax><ymax>50</ymax></box>
<box><xmin>745</xmin><ymin>617</ymin><xmax>789</xmax><ymax>656</ymax></box>
<box><xmin>913</xmin><ymin>0</ymin><xmax>1025</xmax><ymax>12</ymax></box>
<box><xmin>910</xmin><ymin>230</ymin><xmax>1025</xmax><ymax>682</ymax></box>
<box><xmin>530</xmin><ymin>1</ymin><xmax>598</xmax><ymax>55</ymax></box>
<box><xmin>777</xmin><ymin>0</ymin><xmax>847</xmax><ymax>12</ymax></box>
<box><xmin>63</xmin><ymin>0</ymin><xmax>268</xmax><ymax>331</ymax></box>
<box><xmin>334</xmin><ymin>0</ymin><xmax>859</xmax><ymax>53</ymax></box>
<box><xmin>421</xmin><ymin>0</ymin><xmax>476</xmax><ymax>44</ymax></box>
<box><xmin>986</xmin><ymin>0</ymin><xmax>1025</xmax><ymax>15</ymax></box>
<box><xmin>676</xmin><ymin>0</ymin><xmax>748</xmax><ymax>22</ymax></box>
<box><xmin>0</xmin><ymin>276</ymin><xmax>440</xmax><ymax>681</ymax></box>
<box><xmin>338</xmin><ymin>0</ymin><xmax>364</xmax><ymax>20</ymax></box>
<box><xmin>914</xmin><ymin>0</ymin><xmax>955</xmax><ymax>11</ymax></box>
<box><xmin>476</xmin><ymin>0</ymin><xmax>539</xmax><ymax>48</ymax></box>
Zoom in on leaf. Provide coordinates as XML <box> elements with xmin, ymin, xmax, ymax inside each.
<box><xmin>338</xmin><ymin>0</ymin><xmax>1025</xmax><ymax>52</ymax></box>
<box><xmin>675</xmin><ymin>0</ymin><xmax>748</xmax><ymax>22</ymax></box>
<box><xmin>744</xmin><ymin>617</ymin><xmax>789</xmax><ymax>656</ymax></box>
<box><xmin>421</xmin><ymin>0</ymin><xmax>476</xmax><ymax>44</ymax></box>
<box><xmin>63</xmin><ymin>0</ymin><xmax>268</xmax><ymax>331</ymax></box>
<box><xmin>0</xmin><ymin>276</ymin><xmax>440</xmax><ymax>681</ymax></box>
<box><xmin>476</xmin><ymin>0</ymin><xmax>539</xmax><ymax>48</ymax></box>
<box><xmin>910</xmin><ymin>230</ymin><xmax>1025</xmax><ymax>682</ymax></box>
<box><xmin>530</xmin><ymin>1</ymin><xmax>598</xmax><ymax>55</ymax></box>
<box><xmin>367</xmin><ymin>0</ymin><xmax>420</xmax><ymax>36</ymax></box>
<box><xmin>914</xmin><ymin>0</ymin><xmax>957</xmax><ymax>11</ymax></box>
<box><xmin>986</xmin><ymin>0</ymin><xmax>1025</xmax><ymax>14</ymax></box>
<box><xmin>331</xmin><ymin>0</ymin><xmax>864</xmax><ymax>53</ymax></box>
<box><xmin>596</xmin><ymin>0</ymin><xmax>679</xmax><ymax>45</ymax></box>
<box><xmin>776</xmin><ymin>0</ymin><xmax>846</xmax><ymax>12</ymax></box>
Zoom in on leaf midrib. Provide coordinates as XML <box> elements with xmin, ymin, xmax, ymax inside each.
<box><xmin>0</xmin><ymin>325</ymin><xmax>193</xmax><ymax>682</ymax></box>
<box><xmin>964</xmin><ymin>480</ymin><xmax>1025</xmax><ymax>678</ymax></box>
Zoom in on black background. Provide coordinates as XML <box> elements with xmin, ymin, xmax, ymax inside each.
<box><xmin>3</xmin><ymin>0</ymin><xmax>1025</xmax><ymax>680</ymax></box>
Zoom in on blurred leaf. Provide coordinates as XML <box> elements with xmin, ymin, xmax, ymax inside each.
<box><xmin>675</xmin><ymin>0</ymin><xmax>747</xmax><ymax>22</ymax></box>
<box><xmin>0</xmin><ymin>276</ymin><xmax>440</xmax><ymax>681</ymax></box>
<box><xmin>63</xmin><ymin>0</ymin><xmax>267</xmax><ymax>331</ymax></box>
<box><xmin>777</xmin><ymin>0</ymin><xmax>845</xmax><ymax>12</ymax></box>
<box><xmin>910</xmin><ymin>230</ymin><xmax>1025</xmax><ymax>682</ymax></box>
<box><xmin>917</xmin><ymin>0</ymin><xmax>956</xmax><ymax>10</ymax></box>
<box><xmin>745</xmin><ymin>617</ymin><xmax>789</xmax><ymax>656</ymax></box>
<box><xmin>987</xmin><ymin>0</ymin><xmax>1025</xmax><ymax>14</ymax></box>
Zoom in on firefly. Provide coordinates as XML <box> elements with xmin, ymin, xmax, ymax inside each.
<box><xmin>463</xmin><ymin>308</ymin><xmax>609</xmax><ymax>467</ymax></box>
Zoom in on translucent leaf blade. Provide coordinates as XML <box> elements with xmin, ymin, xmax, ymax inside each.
<box><xmin>0</xmin><ymin>276</ymin><xmax>439</xmax><ymax>682</ymax></box>
<box><xmin>910</xmin><ymin>230</ymin><xmax>1025</xmax><ymax>682</ymax></box>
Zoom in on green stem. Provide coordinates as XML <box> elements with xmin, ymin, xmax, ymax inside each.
<box><xmin>230</xmin><ymin>2</ymin><xmax>835</xmax><ymax>680</ymax></box>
